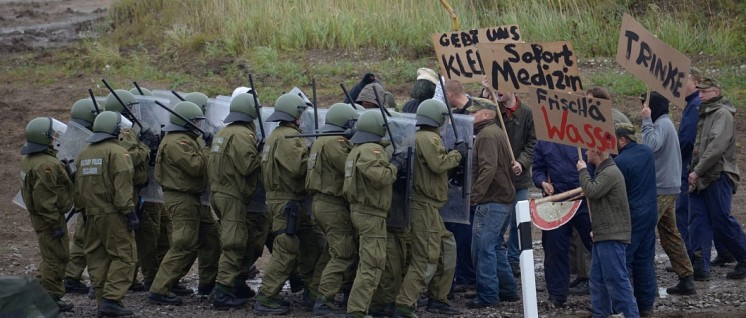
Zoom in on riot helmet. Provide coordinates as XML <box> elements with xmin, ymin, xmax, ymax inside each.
<box><xmin>267</xmin><ymin>93</ymin><xmax>307</xmax><ymax>122</ymax></box>
<box><xmin>21</xmin><ymin>117</ymin><xmax>65</xmax><ymax>155</ymax></box>
<box><xmin>87</xmin><ymin>111</ymin><xmax>122</xmax><ymax>143</ymax></box>
<box><xmin>71</xmin><ymin>98</ymin><xmax>98</xmax><ymax>129</ymax></box>
<box><xmin>104</xmin><ymin>89</ymin><xmax>139</xmax><ymax>114</ymax></box>
<box><xmin>163</xmin><ymin>101</ymin><xmax>205</xmax><ymax>132</ymax></box>
<box><xmin>321</xmin><ymin>103</ymin><xmax>359</xmax><ymax>132</ymax></box>
<box><xmin>184</xmin><ymin>92</ymin><xmax>209</xmax><ymax>114</ymax></box>
<box><xmin>416</xmin><ymin>99</ymin><xmax>448</xmax><ymax>127</ymax></box>
<box><xmin>224</xmin><ymin>93</ymin><xmax>258</xmax><ymax>123</ymax></box>
<box><xmin>350</xmin><ymin>110</ymin><xmax>386</xmax><ymax>144</ymax></box>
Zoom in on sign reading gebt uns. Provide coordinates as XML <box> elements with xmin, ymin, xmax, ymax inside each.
<box><xmin>432</xmin><ymin>25</ymin><xmax>521</xmax><ymax>83</ymax></box>
<box><xmin>529</xmin><ymin>87</ymin><xmax>617</xmax><ymax>154</ymax></box>
<box><xmin>616</xmin><ymin>13</ymin><xmax>691</xmax><ymax>106</ymax></box>
<box><xmin>478</xmin><ymin>41</ymin><xmax>584</xmax><ymax>93</ymax></box>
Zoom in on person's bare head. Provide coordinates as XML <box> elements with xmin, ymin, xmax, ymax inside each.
<box><xmin>445</xmin><ymin>79</ymin><xmax>469</xmax><ymax>108</ymax></box>
<box><xmin>686</xmin><ymin>67</ymin><xmax>703</xmax><ymax>97</ymax></box>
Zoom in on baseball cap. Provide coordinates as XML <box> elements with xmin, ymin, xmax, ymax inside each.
<box><xmin>615</xmin><ymin>122</ymin><xmax>637</xmax><ymax>143</ymax></box>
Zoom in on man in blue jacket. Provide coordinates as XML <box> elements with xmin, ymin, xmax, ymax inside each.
<box><xmin>531</xmin><ymin>141</ymin><xmax>592</xmax><ymax>307</ymax></box>
<box><xmin>614</xmin><ymin>123</ymin><xmax>658</xmax><ymax>316</ymax></box>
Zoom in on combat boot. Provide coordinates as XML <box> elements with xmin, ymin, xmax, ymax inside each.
<box><xmin>148</xmin><ymin>291</ymin><xmax>183</xmax><ymax>305</ymax></box>
<box><xmin>692</xmin><ymin>255</ymin><xmax>710</xmax><ymax>281</ymax></box>
<box><xmin>234</xmin><ymin>280</ymin><xmax>256</xmax><ymax>300</ymax></box>
<box><xmin>426</xmin><ymin>299</ymin><xmax>462</xmax><ymax>315</ymax></box>
<box><xmin>97</xmin><ymin>298</ymin><xmax>133</xmax><ymax>317</ymax></box>
<box><xmin>369</xmin><ymin>303</ymin><xmax>394</xmax><ymax>317</ymax></box>
<box><xmin>666</xmin><ymin>275</ymin><xmax>696</xmax><ymax>295</ymax></box>
<box><xmin>712</xmin><ymin>253</ymin><xmax>736</xmax><ymax>267</ymax></box>
<box><xmin>393</xmin><ymin>304</ymin><xmax>418</xmax><ymax>318</ymax></box>
<box><xmin>170</xmin><ymin>282</ymin><xmax>193</xmax><ymax>296</ymax></box>
<box><xmin>254</xmin><ymin>293</ymin><xmax>290</xmax><ymax>315</ymax></box>
<box><xmin>313</xmin><ymin>296</ymin><xmax>341</xmax><ymax>317</ymax></box>
<box><xmin>64</xmin><ymin>278</ymin><xmax>89</xmax><ymax>294</ymax></box>
<box><xmin>212</xmin><ymin>284</ymin><xmax>247</xmax><ymax>310</ymax></box>
<box><xmin>197</xmin><ymin>283</ymin><xmax>215</xmax><ymax>296</ymax></box>
<box><xmin>726</xmin><ymin>262</ymin><xmax>746</xmax><ymax>279</ymax></box>
<box><xmin>288</xmin><ymin>274</ymin><xmax>305</xmax><ymax>293</ymax></box>
<box><xmin>51</xmin><ymin>296</ymin><xmax>74</xmax><ymax>312</ymax></box>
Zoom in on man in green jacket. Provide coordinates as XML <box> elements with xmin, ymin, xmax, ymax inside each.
<box><xmin>208</xmin><ymin>93</ymin><xmax>262</xmax><ymax>309</ymax></box>
<box><xmin>254</xmin><ymin>94</ymin><xmax>320</xmax><ymax>315</ymax></box>
<box><xmin>20</xmin><ymin>117</ymin><xmax>75</xmax><ymax>312</ymax></box>
<box><xmin>148</xmin><ymin>101</ymin><xmax>216</xmax><ymax>305</ymax></box>
<box><xmin>309</xmin><ymin>103</ymin><xmax>360</xmax><ymax>315</ymax></box>
<box><xmin>393</xmin><ymin>99</ymin><xmax>465</xmax><ymax>317</ymax></box>
<box><xmin>75</xmin><ymin>111</ymin><xmax>139</xmax><ymax>316</ymax></box>
<box><xmin>344</xmin><ymin>110</ymin><xmax>400</xmax><ymax>318</ymax></box>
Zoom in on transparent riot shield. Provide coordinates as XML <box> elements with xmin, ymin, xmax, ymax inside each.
<box><xmin>56</xmin><ymin>121</ymin><xmax>91</xmax><ymax>175</ymax></box>
<box><xmin>385</xmin><ymin>114</ymin><xmax>417</xmax><ymax>230</ymax></box>
<box><xmin>215</xmin><ymin>95</ymin><xmax>232</xmax><ymax>102</ymax></box>
<box><xmin>439</xmin><ymin>114</ymin><xmax>474</xmax><ymax>224</ymax></box>
<box><xmin>298</xmin><ymin>108</ymin><xmax>329</xmax><ymax>146</ymax></box>
<box><xmin>152</xmin><ymin>90</ymin><xmax>188</xmax><ymax>108</ymax></box>
<box><xmin>289</xmin><ymin>87</ymin><xmax>312</xmax><ymax>105</ymax></box>
<box><xmin>132</xmin><ymin>96</ymin><xmax>171</xmax><ymax>136</ymax></box>
<box><xmin>204</xmin><ymin>98</ymin><xmax>231</xmax><ymax>135</ymax></box>
<box><xmin>140</xmin><ymin>167</ymin><xmax>163</xmax><ymax>203</ymax></box>
<box><xmin>256</xmin><ymin>107</ymin><xmax>279</xmax><ymax>141</ymax></box>
<box><xmin>12</xmin><ymin>191</ymin><xmax>26</xmax><ymax>210</ymax></box>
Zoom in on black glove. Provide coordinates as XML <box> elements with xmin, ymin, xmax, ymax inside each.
<box><xmin>202</xmin><ymin>132</ymin><xmax>214</xmax><ymax>147</ymax></box>
<box><xmin>454</xmin><ymin>140</ymin><xmax>468</xmax><ymax>158</ymax></box>
<box><xmin>126</xmin><ymin>212</ymin><xmax>140</xmax><ymax>231</ymax></box>
<box><xmin>52</xmin><ymin>227</ymin><xmax>65</xmax><ymax>240</ymax></box>
<box><xmin>257</xmin><ymin>139</ymin><xmax>265</xmax><ymax>153</ymax></box>
<box><xmin>391</xmin><ymin>152</ymin><xmax>407</xmax><ymax>171</ymax></box>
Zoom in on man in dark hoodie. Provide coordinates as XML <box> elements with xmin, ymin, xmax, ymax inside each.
<box><xmin>688</xmin><ymin>77</ymin><xmax>746</xmax><ymax>280</ymax></box>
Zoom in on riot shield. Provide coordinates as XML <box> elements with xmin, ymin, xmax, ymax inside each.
<box><xmin>385</xmin><ymin>114</ymin><xmax>417</xmax><ymax>230</ymax></box>
<box><xmin>289</xmin><ymin>87</ymin><xmax>312</xmax><ymax>105</ymax></box>
<box><xmin>439</xmin><ymin>113</ymin><xmax>474</xmax><ymax>224</ymax></box>
<box><xmin>256</xmin><ymin>106</ymin><xmax>279</xmax><ymax>140</ymax></box>
<box><xmin>140</xmin><ymin>167</ymin><xmax>163</xmax><ymax>203</ymax></box>
<box><xmin>56</xmin><ymin>121</ymin><xmax>91</xmax><ymax>175</ymax></box>
<box><xmin>132</xmin><ymin>96</ymin><xmax>171</xmax><ymax>135</ymax></box>
<box><xmin>216</xmin><ymin>95</ymin><xmax>232</xmax><ymax>102</ymax></box>
<box><xmin>204</xmin><ymin>98</ymin><xmax>230</xmax><ymax>135</ymax></box>
<box><xmin>298</xmin><ymin>108</ymin><xmax>329</xmax><ymax>146</ymax></box>
<box><xmin>12</xmin><ymin>191</ymin><xmax>25</xmax><ymax>210</ymax></box>
<box><xmin>152</xmin><ymin>90</ymin><xmax>188</xmax><ymax>108</ymax></box>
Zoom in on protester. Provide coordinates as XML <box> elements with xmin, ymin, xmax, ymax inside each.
<box><xmin>614</xmin><ymin>123</ymin><xmax>658</xmax><ymax>316</ymax></box>
<box><xmin>532</xmin><ymin>141</ymin><xmax>592</xmax><ymax>306</ymax></box>
<box><xmin>466</xmin><ymin>102</ymin><xmax>518</xmax><ymax>308</ymax></box>
<box><xmin>640</xmin><ymin>92</ymin><xmax>696</xmax><ymax>295</ymax></box>
<box><xmin>578</xmin><ymin>147</ymin><xmax>639</xmax><ymax>318</ymax></box>
<box><xmin>688</xmin><ymin>76</ymin><xmax>746</xmax><ymax>280</ymax></box>
<box><xmin>401</xmin><ymin>68</ymin><xmax>439</xmax><ymax>113</ymax></box>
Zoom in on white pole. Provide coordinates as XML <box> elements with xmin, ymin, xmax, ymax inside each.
<box><xmin>516</xmin><ymin>199</ymin><xmax>538</xmax><ymax>318</ymax></box>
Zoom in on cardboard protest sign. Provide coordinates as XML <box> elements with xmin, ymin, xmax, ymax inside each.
<box><xmin>616</xmin><ymin>13</ymin><xmax>690</xmax><ymax>106</ymax></box>
<box><xmin>478</xmin><ymin>41</ymin><xmax>583</xmax><ymax>93</ymax></box>
<box><xmin>432</xmin><ymin>25</ymin><xmax>521</xmax><ymax>83</ymax></box>
<box><xmin>528</xmin><ymin>87</ymin><xmax>617</xmax><ymax>154</ymax></box>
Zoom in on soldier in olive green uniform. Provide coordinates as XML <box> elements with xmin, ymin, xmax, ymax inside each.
<box><xmin>370</xmin><ymin>229</ymin><xmax>411</xmax><ymax>316</ymax></box>
<box><xmin>394</xmin><ymin>99</ymin><xmax>466</xmax><ymax>317</ymax></box>
<box><xmin>254</xmin><ymin>94</ymin><xmax>321</xmax><ymax>315</ymax></box>
<box><xmin>147</xmin><ymin>101</ymin><xmax>216</xmax><ymax>305</ymax></box>
<box><xmin>75</xmin><ymin>111</ymin><xmax>139</xmax><ymax>316</ymax></box>
<box><xmin>104</xmin><ymin>90</ymin><xmax>152</xmax><ymax>290</ymax></box>
<box><xmin>63</xmin><ymin>99</ymin><xmax>98</xmax><ymax>294</ymax></box>
<box><xmin>344</xmin><ymin>110</ymin><xmax>401</xmax><ymax>318</ymax></box>
<box><xmin>20</xmin><ymin>117</ymin><xmax>75</xmax><ymax>312</ymax></box>
<box><xmin>308</xmin><ymin>103</ymin><xmax>360</xmax><ymax>315</ymax></box>
<box><xmin>208</xmin><ymin>93</ymin><xmax>263</xmax><ymax>310</ymax></box>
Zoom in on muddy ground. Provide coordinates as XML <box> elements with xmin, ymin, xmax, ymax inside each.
<box><xmin>1</xmin><ymin>1</ymin><xmax>745</xmax><ymax>317</ymax></box>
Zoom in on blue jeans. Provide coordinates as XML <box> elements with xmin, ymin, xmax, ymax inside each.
<box><xmin>506</xmin><ymin>188</ymin><xmax>528</xmax><ymax>264</ymax></box>
<box><xmin>590</xmin><ymin>241</ymin><xmax>639</xmax><ymax>318</ymax></box>
<box><xmin>445</xmin><ymin>207</ymin><xmax>475</xmax><ymax>286</ymax></box>
<box><xmin>471</xmin><ymin>202</ymin><xmax>516</xmax><ymax>304</ymax></box>
<box><xmin>688</xmin><ymin>174</ymin><xmax>746</xmax><ymax>272</ymax></box>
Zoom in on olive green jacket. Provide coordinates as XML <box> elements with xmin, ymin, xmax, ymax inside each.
<box><xmin>579</xmin><ymin>158</ymin><xmax>631</xmax><ymax>244</ymax></box>
<box><xmin>306</xmin><ymin>134</ymin><xmax>352</xmax><ymax>203</ymax></box>
<box><xmin>692</xmin><ymin>95</ymin><xmax>740</xmax><ymax>192</ymax></box>
<box><xmin>261</xmin><ymin>124</ymin><xmax>308</xmax><ymax>201</ymax></box>
<box><xmin>208</xmin><ymin>122</ymin><xmax>261</xmax><ymax>203</ymax></box>
<box><xmin>74</xmin><ymin>140</ymin><xmax>135</xmax><ymax>215</ymax></box>
<box><xmin>155</xmin><ymin>131</ymin><xmax>208</xmax><ymax>194</ymax></box>
<box><xmin>496</xmin><ymin>100</ymin><xmax>537</xmax><ymax>190</ymax></box>
<box><xmin>343</xmin><ymin>142</ymin><xmax>397</xmax><ymax>217</ymax></box>
<box><xmin>21</xmin><ymin>148</ymin><xmax>74</xmax><ymax>232</ymax></box>
<box><xmin>119</xmin><ymin>128</ymin><xmax>150</xmax><ymax>187</ymax></box>
<box><xmin>412</xmin><ymin>127</ymin><xmax>461</xmax><ymax>207</ymax></box>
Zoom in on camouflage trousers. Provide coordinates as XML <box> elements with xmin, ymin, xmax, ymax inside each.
<box><xmin>65</xmin><ymin>215</ymin><xmax>86</xmax><ymax>281</ymax></box>
<box><xmin>657</xmin><ymin>194</ymin><xmax>694</xmax><ymax>278</ymax></box>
